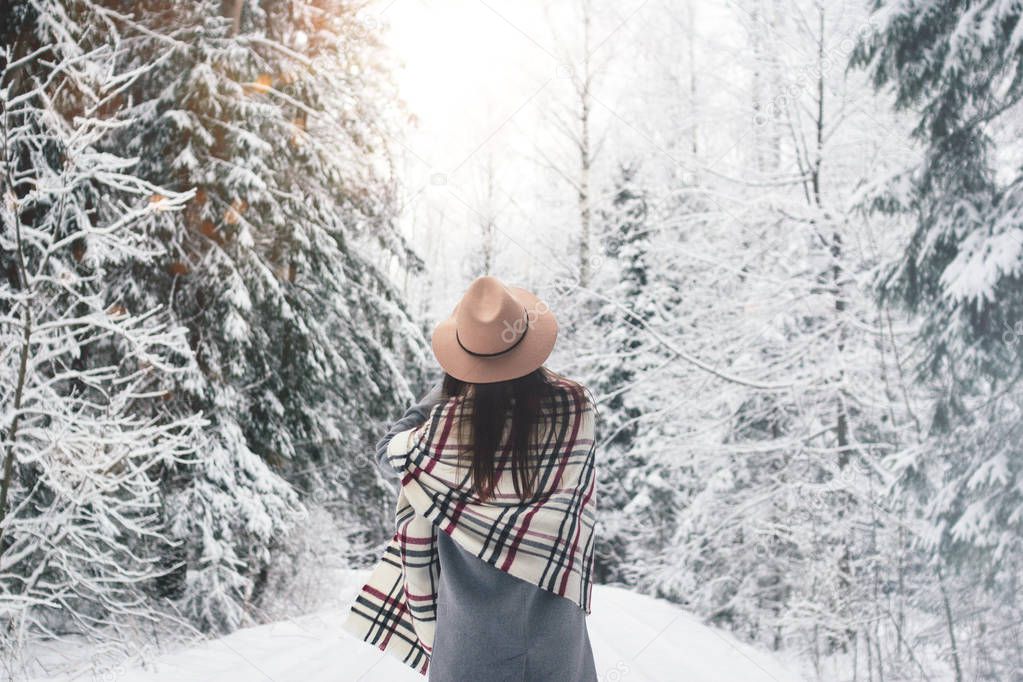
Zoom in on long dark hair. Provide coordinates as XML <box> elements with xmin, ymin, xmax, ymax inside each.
<box><xmin>441</xmin><ymin>366</ymin><xmax>591</xmax><ymax>502</ymax></box>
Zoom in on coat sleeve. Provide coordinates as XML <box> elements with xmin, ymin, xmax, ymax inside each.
<box><xmin>375</xmin><ymin>379</ymin><xmax>445</xmax><ymax>480</ymax></box>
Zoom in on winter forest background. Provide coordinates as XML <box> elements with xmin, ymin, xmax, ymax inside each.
<box><xmin>1</xmin><ymin>0</ymin><xmax>1021</xmax><ymax>680</ymax></box>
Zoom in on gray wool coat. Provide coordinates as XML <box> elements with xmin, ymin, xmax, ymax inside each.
<box><xmin>374</xmin><ymin>381</ymin><xmax>599</xmax><ymax>682</ymax></box>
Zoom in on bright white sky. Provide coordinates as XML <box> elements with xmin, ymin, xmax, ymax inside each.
<box><xmin>368</xmin><ymin>0</ymin><xmax>577</xmax><ymax>315</ymax></box>
<box><xmin>365</xmin><ymin>0</ymin><xmax>740</xmax><ymax>318</ymax></box>
<box><xmin>374</xmin><ymin>0</ymin><xmax>555</xmax><ymax>173</ymax></box>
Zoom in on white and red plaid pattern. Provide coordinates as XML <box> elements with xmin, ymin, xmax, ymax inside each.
<box><xmin>341</xmin><ymin>380</ymin><xmax>598</xmax><ymax>676</ymax></box>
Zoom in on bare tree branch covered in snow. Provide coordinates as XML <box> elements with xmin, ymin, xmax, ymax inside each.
<box><xmin>0</xmin><ymin>29</ymin><xmax>205</xmax><ymax>668</ymax></box>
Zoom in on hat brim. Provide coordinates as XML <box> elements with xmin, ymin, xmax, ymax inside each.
<box><xmin>431</xmin><ymin>286</ymin><xmax>558</xmax><ymax>384</ymax></box>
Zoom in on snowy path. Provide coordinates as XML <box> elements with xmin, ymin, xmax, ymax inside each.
<box><xmin>30</xmin><ymin>574</ymin><xmax>803</xmax><ymax>682</ymax></box>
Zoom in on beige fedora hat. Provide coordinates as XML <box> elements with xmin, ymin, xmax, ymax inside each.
<box><xmin>431</xmin><ymin>275</ymin><xmax>558</xmax><ymax>384</ymax></box>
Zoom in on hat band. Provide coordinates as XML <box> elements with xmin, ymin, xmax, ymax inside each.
<box><xmin>455</xmin><ymin>307</ymin><xmax>529</xmax><ymax>357</ymax></box>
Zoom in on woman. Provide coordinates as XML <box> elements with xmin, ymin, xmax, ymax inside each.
<box><xmin>342</xmin><ymin>275</ymin><xmax>599</xmax><ymax>681</ymax></box>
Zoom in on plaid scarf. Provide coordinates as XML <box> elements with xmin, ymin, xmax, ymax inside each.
<box><xmin>341</xmin><ymin>382</ymin><xmax>597</xmax><ymax>676</ymax></box>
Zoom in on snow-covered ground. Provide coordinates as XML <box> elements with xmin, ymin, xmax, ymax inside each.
<box><xmin>26</xmin><ymin>571</ymin><xmax>803</xmax><ymax>682</ymax></box>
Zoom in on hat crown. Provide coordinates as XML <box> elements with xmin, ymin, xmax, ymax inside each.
<box><xmin>454</xmin><ymin>276</ymin><xmax>528</xmax><ymax>355</ymax></box>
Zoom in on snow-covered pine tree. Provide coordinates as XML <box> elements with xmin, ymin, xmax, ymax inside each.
<box><xmin>594</xmin><ymin>161</ymin><xmax>652</xmax><ymax>449</ymax></box>
<box><xmin>0</xmin><ymin>2</ymin><xmax>204</xmax><ymax>660</ymax></box>
<box><xmin>587</xmin><ymin>161</ymin><xmax>664</xmax><ymax>583</ymax></box>
<box><xmin>852</xmin><ymin>4</ymin><xmax>1023</xmax><ymax>677</ymax></box>
<box><xmin>852</xmin><ymin>0</ymin><xmax>1023</xmax><ymax>384</ymax></box>
<box><xmin>46</xmin><ymin>0</ymin><xmax>427</xmax><ymax>632</ymax></box>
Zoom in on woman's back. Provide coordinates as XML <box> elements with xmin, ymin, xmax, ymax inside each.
<box><xmin>367</xmin><ymin>377</ymin><xmax>598</xmax><ymax>681</ymax></box>
<box><xmin>428</xmin><ymin>379</ymin><xmax>598</xmax><ymax>681</ymax></box>
<box><xmin>430</xmin><ymin>531</ymin><xmax>597</xmax><ymax>681</ymax></box>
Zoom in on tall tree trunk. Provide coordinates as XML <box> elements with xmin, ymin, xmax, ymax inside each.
<box><xmin>0</xmin><ymin>296</ymin><xmax>28</xmax><ymax>552</ymax></box>
<box><xmin>480</xmin><ymin>154</ymin><xmax>497</xmax><ymax>274</ymax></box>
<box><xmin>577</xmin><ymin>4</ymin><xmax>593</xmax><ymax>288</ymax></box>
<box><xmin>0</xmin><ymin>97</ymin><xmax>32</xmax><ymax>553</ymax></box>
<box><xmin>223</xmin><ymin>0</ymin><xmax>245</xmax><ymax>36</ymax></box>
<box><xmin>686</xmin><ymin>0</ymin><xmax>698</xmax><ymax>156</ymax></box>
<box><xmin>750</xmin><ymin>0</ymin><xmax>765</xmax><ymax>172</ymax></box>
<box><xmin>937</xmin><ymin>563</ymin><xmax>964</xmax><ymax>682</ymax></box>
